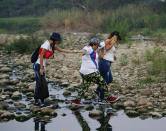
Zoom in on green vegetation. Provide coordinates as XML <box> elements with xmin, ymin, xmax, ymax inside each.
<box><xmin>0</xmin><ymin>1</ymin><xmax>165</xmax><ymax>41</ymax></box>
<box><xmin>4</xmin><ymin>36</ymin><xmax>42</xmax><ymax>54</ymax></box>
<box><xmin>144</xmin><ymin>48</ymin><xmax>166</xmax><ymax>75</ymax></box>
<box><xmin>0</xmin><ymin>17</ymin><xmax>41</xmax><ymax>34</ymax></box>
<box><xmin>119</xmin><ymin>53</ymin><xmax>128</xmax><ymax>66</ymax></box>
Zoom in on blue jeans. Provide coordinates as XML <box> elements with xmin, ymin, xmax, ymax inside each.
<box><xmin>98</xmin><ymin>58</ymin><xmax>113</xmax><ymax>85</ymax></box>
<box><xmin>33</xmin><ymin>63</ymin><xmax>45</xmax><ymax>103</ymax></box>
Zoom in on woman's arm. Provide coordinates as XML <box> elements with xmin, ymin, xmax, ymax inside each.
<box><xmin>105</xmin><ymin>39</ymin><xmax>116</xmax><ymax>51</ymax></box>
<box><xmin>40</xmin><ymin>48</ymin><xmax>46</xmax><ymax>75</ymax></box>
<box><xmin>55</xmin><ymin>46</ymin><xmax>74</xmax><ymax>53</ymax></box>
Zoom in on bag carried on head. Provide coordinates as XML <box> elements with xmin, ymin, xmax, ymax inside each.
<box><xmin>31</xmin><ymin>45</ymin><xmax>40</xmax><ymax>63</ymax></box>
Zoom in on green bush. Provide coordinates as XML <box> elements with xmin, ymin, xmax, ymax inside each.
<box><xmin>4</xmin><ymin>36</ymin><xmax>42</xmax><ymax>54</ymax></box>
<box><xmin>144</xmin><ymin>48</ymin><xmax>166</xmax><ymax>75</ymax></box>
<box><xmin>119</xmin><ymin>53</ymin><xmax>128</xmax><ymax>66</ymax></box>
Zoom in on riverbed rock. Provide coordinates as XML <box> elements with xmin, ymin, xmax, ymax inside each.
<box><xmin>0</xmin><ymin>67</ymin><xmax>12</xmax><ymax>72</ymax></box>
<box><xmin>150</xmin><ymin>112</ymin><xmax>162</xmax><ymax>118</ymax></box>
<box><xmin>15</xmin><ymin>115</ymin><xmax>31</xmax><ymax>122</ymax></box>
<box><xmin>69</xmin><ymin>104</ymin><xmax>83</xmax><ymax>110</ymax></box>
<box><xmin>161</xmin><ymin>87</ymin><xmax>166</xmax><ymax>96</ymax></box>
<box><xmin>63</xmin><ymin>90</ymin><xmax>71</xmax><ymax>96</ymax></box>
<box><xmin>14</xmin><ymin>102</ymin><xmax>26</xmax><ymax>109</ymax></box>
<box><xmin>85</xmin><ymin>105</ymin><xmax>94</xmax><ymax>111</ymax></box>
<box><xmin>124</xmin><ymin>100</ymin><xmax>136</xmax><ymax>107</ymax></box>
<box><xmin>11</xmin><ymin>91</ymin><xmax>22</xmax><ymax>100</ymax></box>
<box><xmin>137</xmin><ymin>98</ymin><xmax>149</xmax><ymax>106</ymax></box>
<box><xmin>89</xmin><ymin>110</ymin><xmax>103</xmax><ymax>118</ymax></box>
<box><xmin>0</xmin><ymin>111</ymin><xmax>15</xmax><ymax>120</ymax></box>
<box><xmin>40</xmin><ymin>107</ymin><xmax>57</xmax><ymax>117</ymax></box>
<box><xmin>0</xmin><ymin>79</ymin><xmax>9</xmax><ymax>85</ymax></box>
<box><xmin>29</xmin><ymin>105</ymin><xmax>41</xmax><ymax>113</ymax></box>
<box><xmin>125</xmin><ymin>110</ymin><xmax>139</xmax><ymax>117</ymax></box>
<box><xmin>10</xmin><ymin>78</ymin><xmax>19</xmax><ymax>85</ymax></box>
<box><xmin>140</xmin><ymin>89</ymin><xmax>152</xmax><ymax>96</ymax></box>
<box><xmin>0</xmin><ymin>102</ymin><xmax>9</xmax><ymax>110</ymax></box>
<box><xmin>0</xmin><ymin>74</ymin><xmax>9</xmax><ymax>79</ymax></box>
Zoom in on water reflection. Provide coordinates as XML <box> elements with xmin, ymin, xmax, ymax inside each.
<box><xmin>73</xmin><ymin>106</ymin><xmax>113</xmax><ymax>131</ymax></box>
<box><xmin>74</xmin><ymin>111</ymin><xmax>90</xmax><ymax>131</ymax></box>
<box><xmin>34</xmin><ymin>118</ymin><xmax>47</xmax><ymax>131</ymax></box>
<box><xmin>96</xmin><ymin>112</ymin><xmax>112</xmax><ymax>131</ymax></box>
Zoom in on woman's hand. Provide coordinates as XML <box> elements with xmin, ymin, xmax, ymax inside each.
<box><xmin>40</xmin><ymin>68</ymin><xmax>44</xmax><ymax>75</ymax></box>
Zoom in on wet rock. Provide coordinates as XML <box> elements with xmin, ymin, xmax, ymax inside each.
<box><xmin>150</xmin><ymin>112</ymin><xmax>162</xmax><ymax>118</ymax></box>
<box><xmin>14</xmin><ymin>102</ymin><xmax>26</xmax><ymax>109</ymax></box>
<box><xmin>124</xmin><ymin>100</ymin><xmax>136</xmax><ymax>107</ymax></box>
<box><xmin>11</xmin><ymin>91</ymin><xmax>22</xmax><ymax>100</ymax></box>
<box><xmin>69</xmin><ymin>104</ymin><xmax>83</xmax><ymax>110</ymax></box>
<box><xmin>0</xmin><ymin>102</ymin><xmax>9</xmax><ymax>110</ymax></box>
<box><xmin>10</xmin><ymin>78</ymin><xmax>19</xmax><ymax>85</ymax></box>
<box><xmin>89</xmin><ymin>110</ymin><xmax>103</xmax><ymax>118</ymax></box>
<box><xmin>26</xmin><ymin>92</ymin><xmax>34</xmax><ymax>97</ymax></box>
<box><xmin>0</xmin><ymin>95</ymin><xmax>10</xmax><ymax>100</ymax></box>
<box><xmin>17</xmin><ymin>60</ymin><xmax>25</xmax><ymax>66</ymax></box>
<box><xmin>125</xmin><ymin>110</ymin><xmax>139</xmax><ymax>117</ymax></box>
<box><xmin>112</xmin><ymin>102</ymin><xmax>124</xmax><ymax>110</ymax></box>
<box><xmin>0</xmin><ymin>67</ymin><xmax>12</xmax><ymax>72</ymax></box>
<box><xmin>0</xmin><ymin>79</ymin><xmax>9</xmax><ymax>85</ymax></box>
<box><xmin>29</xmin><ymin>105</ymin><xmax>41</xmax><ymax>113</ymax></box>
<box><xmin>0</xmin><ymin>74</ymin><xmax>9</xmax><ymax>79</ymax></box>
<box><xmin>63</xmin><ymin>90</ymin><xmax>71</xmax><ymax>96</ymax></box>
<box><xmin>40</xmin><ymin>107</ymin><xmax>57</xmax><ymax>117</ymax></box>
<box><xmin>85</xmin><ymin>105</ymin><xmax>94</xmax><ymax>111</ymax></box>
<box><xmin>0</xmin><ymin>111</ymin><xmax>15</xmax><ymax>120</ymax></box>
<box><xmin>15</xmin><ymin>115</ymin><xmax>31</xmax><ymax>122</ymax></box>
<box><xmin>136</xmin><ymin>106</ymin><xmax>148</xmax><ymax>113</ymax></box>
<box><xmin>28</xmin><ymin>83</ymin><xmax>35</xmax><ymax>92</ymax></box>
<box><xmin>4</xmin><ymin>87</ymin><xmax>16</xmax><ymax>92</ymax></box>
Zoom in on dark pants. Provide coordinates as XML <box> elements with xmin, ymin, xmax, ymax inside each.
<box><xmin>98</xmin><ymin>58</ymin><xmax>113</xmax><ymax>84</ymax></box>
<box><xmin>33</xmin><ymin>63</ymin><xmax>45</xmax><ymax>103</ymax></box>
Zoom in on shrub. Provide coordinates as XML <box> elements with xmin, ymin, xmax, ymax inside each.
<box><xmin>119</xmin><ymin>53</ymin><xmax>128</xmax><ymax>66</ymax></box>
<box><xmin>144</xmin><ymin>47</ymin><xmax>166</xmax><ymax>75</ymax></box>
<box><xmin>4</xmin><ymin>36</ymin><xmax>42</xmax><ymax>54</ymax></box>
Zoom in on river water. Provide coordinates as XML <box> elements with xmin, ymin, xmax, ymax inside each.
<box><xmin>0</xmin><ymin>109</ymin><xmax>166</xmax><ymax>131</ymax></box>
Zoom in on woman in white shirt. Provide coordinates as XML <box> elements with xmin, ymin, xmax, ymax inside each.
<box><xmin>34</xmin><ymin>32</ymin><xmax>75</xmax><ymax>108</ymax></box>
<box><xmin>96</xmin><ymin>31</ymin><xmax>121</xmax><ymax>102</ymax></box>
<box><xmin>72</xmin><ymin>38</ymin><xmax>114</xmax><ymax>105</ymax></box>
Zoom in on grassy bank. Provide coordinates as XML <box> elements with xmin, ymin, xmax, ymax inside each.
<box><xmin>0</xmin><ymin>17</ymin><xmax>41</xmax><ymax>34</ymax></box>
<box><xmin>0</xmin><ymin>4</ymin><xmax>166</xmax><ymax>41</ymax></box>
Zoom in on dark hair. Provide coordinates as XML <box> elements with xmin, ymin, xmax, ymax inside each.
<box><xmin>108</xmin><ymin>31</ymin><xmax>121</xmax><ymax>40</ymax></box>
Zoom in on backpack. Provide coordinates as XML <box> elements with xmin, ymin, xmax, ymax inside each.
<box><xmin>31</xmin><ymin>45</ymin><xmax>40</xmax><ymax>63</ymax></box>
